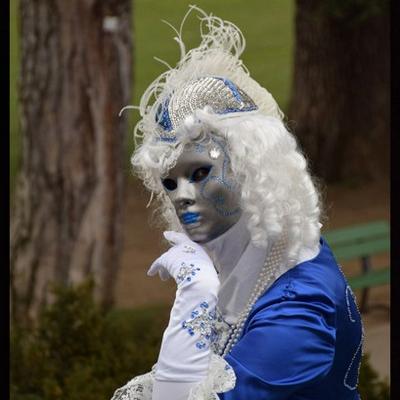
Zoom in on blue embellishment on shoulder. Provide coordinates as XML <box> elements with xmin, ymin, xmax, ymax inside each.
<box><xmin>344</xmin><ymin>336</ymin><xmax>363</xmax><ymax>390</ymax></box>
<box><xmin>342</xmin><ymin>280</ymin><xmax>364</xmax><ymax>390</ymax></box>
<box><xmin>346</xmin><ymin>286</ymin><xmax>357</xmax><ymax>323</ymax></box>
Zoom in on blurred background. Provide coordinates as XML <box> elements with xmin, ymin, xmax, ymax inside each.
<box><xmin>10</xmin><ymin>0</ymin><xmax>390</xmax><ymax>399</ymax></box>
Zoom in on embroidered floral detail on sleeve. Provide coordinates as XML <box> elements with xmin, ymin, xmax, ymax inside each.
<box><xmin>176</xmin><ymin>262</ymin><xmax>201</xmax><ymax>284</ymax></box>
<box><xmin>183</xmin><ymin>244</ymin><xmax>197</xmax><ymax>253</ymax></box>
<box><xmin>182</xmin><ymin>301</ymin><xmax>217</xmax><ymax>349</ymax></box>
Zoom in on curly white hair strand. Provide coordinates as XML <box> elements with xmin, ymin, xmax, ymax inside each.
<box><xmin>131</xmin><ymin>109</ymin><xmax>322</xmax><ymax>267</ymax></box>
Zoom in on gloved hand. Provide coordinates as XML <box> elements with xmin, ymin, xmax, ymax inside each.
<box><xmin>147</xmin><ymin>231</ymin><xmax>218</xmax><ymax>289</ymax></box>
<box><xmin>147</xmin><ymin>231</ymin><xmax>220</xmax><ymax>396</ymax></box>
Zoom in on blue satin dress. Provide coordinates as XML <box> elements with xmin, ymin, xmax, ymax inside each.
<box><xmin>218</xmin><ymin>237</ymin><xmax>363</xmax><ymax>399</ymax></box>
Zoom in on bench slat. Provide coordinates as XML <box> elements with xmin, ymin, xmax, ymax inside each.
<box><xmin>348</xmin><ymin>268</ymin><xmax>390</xmax><ymax>290</ymax></box>
<box><xmin>324</xmin><ymin>220</ymin><xmax>389</xmax><ymax>246</ymax></box>
<box><xmin>331</xmin><ymin>238</ymin><xmax>390</xmax><ymax>261</ymax></box>
<box><xmin>324</xmin><ymin>220</ymin><xmax>390</xmax><ymax>312</ymax></box>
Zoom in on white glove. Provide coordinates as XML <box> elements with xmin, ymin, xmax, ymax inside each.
<box><xmin>148</xmin><ymin>231</ymin><xmax>220</xmax><ymax>400</ymax></box>
<box><xmin>147</xmin><ymin>231</ymin><xmax>218</xmax><ymax>287</ymax></box>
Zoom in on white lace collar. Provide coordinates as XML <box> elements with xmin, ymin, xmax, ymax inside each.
<box><xmin>202</xmin><ymin>214</ymin><xmax>266</xmax><ymax>325</ymax></box>
<box><xmin>203</xmin><ymin>213</ymin><xmax>251</xmax><ymax>276</ymax></box>
<box><xmin>202</xmin><ymin>214</ymin><xmax>320</xmax><ymax>326</ymax></box>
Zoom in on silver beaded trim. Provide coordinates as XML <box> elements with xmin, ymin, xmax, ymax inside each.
<box><xmin>169</xmin><ymin>77</ymin><xmax>258</xmax><ymax>130</ymax></box>
<box><xmin>346</xmin><ymin>285</ymin><xmax>357</xmax><ymax>323</ymax></box>
<box><xmin>344</xmin><ymin>335</ymin><xmax>364</xmax><ymax>391</ymax></box>
<box><xmin>337</xmin><ymin>264</ymin><xmax>365</xmax><ymax>390</ymax></box>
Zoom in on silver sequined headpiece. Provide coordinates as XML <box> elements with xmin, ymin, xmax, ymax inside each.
<box><xmin>155</xmin><ymin>76</ymin><xmax>258</xmax><ymax>142</ymax></box>
<box><xmin>128</xmin><ymin>6</ymin><xmax>283</xmax><ymax>146</ymax></box>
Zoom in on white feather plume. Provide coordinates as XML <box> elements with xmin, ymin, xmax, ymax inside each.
<box><xmin>134</xmin><ymin>5</ymin><xmax>283</xmax><ymax>146</ymax></box>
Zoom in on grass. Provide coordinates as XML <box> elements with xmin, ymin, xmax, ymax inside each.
<box><xmin>10</xmin><ymin>0</ymin><xmax>294</xmax><ymax>191</ymax></box>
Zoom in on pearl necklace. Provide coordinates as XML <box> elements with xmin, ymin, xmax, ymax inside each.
<box><xmin>221</xmin><ymin>235</ymin><xmax>287</xmax><ymax>357</ymax></box>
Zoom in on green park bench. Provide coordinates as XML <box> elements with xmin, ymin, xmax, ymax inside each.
<box><xmin>324</xmin><ymin>220</ymin><xmax>390</xmax><ymax>313</ymax></box>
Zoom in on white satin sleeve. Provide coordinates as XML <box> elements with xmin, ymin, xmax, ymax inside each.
<box><xmin>151</xmin><ymin>262</ymin><xmax>220</xmax><ymax>399</ymax></box>
<box><xmin>110</xmin><ymin>243</ymin><xmax>225</xmax><ymax>400</ymax></box>
<box><xmin>152</xmin><ymin>380</ymin><xmax>195</xmax><ymax>400</ymax></box>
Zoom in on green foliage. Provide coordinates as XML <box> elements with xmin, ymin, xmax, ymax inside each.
<box><xmin>358</xmin><ymin>353</ymin><xmax>390</xmax><ymax>400</ymax></box>
<box><xmin>10</xmin><ymin>0</ymin><xmax>295</xmax><ymax>192</ymax></box>
<box><xmin>10</xmin><ymin>281</ymin><xmax>170</xmax><ymax>400</ymax></box>
<box><xmin>11</xmin><ymin>281</ymin><xmax>390</xmax><ymax>399</ymax></box>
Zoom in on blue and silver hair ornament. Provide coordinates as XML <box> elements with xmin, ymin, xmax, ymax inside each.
<box><xmin>155</xmin><ymin>76</ymin><xmax>258</xmax><ymax>142</ymax></box>
<box><xmin>129</xmin><ymin>5</ymin><xmax>283</xmax><ymax>147</ymax></box>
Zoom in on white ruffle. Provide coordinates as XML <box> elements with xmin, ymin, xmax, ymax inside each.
<box><xmin>188</xmin><ymin>354</ymin><xmax>236</xmax><ymax>400</ymax></box>
<box><xmin>110</xmin><ymin>366</ymin><xmax>155</xmax><ymax>400</ymax></box>
<box><xmin>110</xmin><ymin>354</ymin><xmax>236</xmax><ymax>400</ymax></box>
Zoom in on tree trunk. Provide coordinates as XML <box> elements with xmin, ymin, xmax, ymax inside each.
<box><xmin>288</xmin><ymin>1</ymin><xmax>389</xmax><ymax>182</ymax></box>
<box><xmin>11</xmin><ymin>0</ymin><xmax>132</xmax><ymax>323</ymax></box>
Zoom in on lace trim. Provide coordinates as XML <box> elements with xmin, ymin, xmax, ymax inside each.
<box><xmin>110</xmin><ymin>355</ymin><xmax>236</xmax><ymax>400</ymax></box>
<box><xmin>110</xmin><ymin>366</ymin><xmax>155</xmax><ymax>400</ymax></box>
<box><xmin>188</xmin><ymin>354</ymin><xmax>236</xmax><ymax>400</ymax></box>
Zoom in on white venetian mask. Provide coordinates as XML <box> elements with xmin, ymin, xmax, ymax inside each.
<box><xmin>161</xmin><ymin>138</ymin><xmax>242</xmax><ymax>243</ymax></box>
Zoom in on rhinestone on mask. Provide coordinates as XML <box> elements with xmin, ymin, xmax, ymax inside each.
<box><xmin>209</xmin><ymin>147</ymin><xmax>221</xmax><ymax>159</ymax></box>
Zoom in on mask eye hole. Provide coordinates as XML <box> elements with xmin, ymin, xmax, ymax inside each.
<box><xmin>162</xmin><ymin>178</ymin><xmax>177</xmax><ymax>191</ymax></box>
<box><xmin>191</xmin><ymin>166</ymin><xmax>212</xmax><ymax>183</ymax></box>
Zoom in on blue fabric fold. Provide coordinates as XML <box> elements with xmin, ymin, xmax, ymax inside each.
<box><xmin>218</xmin><ymin>237</ymin><xmax>362</xmax><ymax>400</ymax></box>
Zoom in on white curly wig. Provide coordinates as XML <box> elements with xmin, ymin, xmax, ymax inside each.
<box><xmin>127</xmin><ymin>6</ymin><xmax>322</xmax><ymax>267</ymax></box>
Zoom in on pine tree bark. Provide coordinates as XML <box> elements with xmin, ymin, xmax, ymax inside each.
<box><xmin>11</xmin><ymin>0</ymin><xmax>132</xmax><ymax>323</ymax></box>
<box><xmin>288</xmin><ymin>1</ymin><xmax>389</xmax><ymax>182</ymax></box>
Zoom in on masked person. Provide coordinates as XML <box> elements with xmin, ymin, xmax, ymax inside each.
<box><xmin>111</xmin><ymin>6</ymin><xmax>363</xmax><ymax>400</ymax></box>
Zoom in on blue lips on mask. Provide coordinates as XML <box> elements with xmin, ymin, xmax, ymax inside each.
<box><xmin>182</xmin><ymin>212</ymin><xmax>200</xmax><ymax>224</ymax></box>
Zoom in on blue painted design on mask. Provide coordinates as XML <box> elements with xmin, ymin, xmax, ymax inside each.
<box><xmin>199</xmin><ymin>138</ymin><xmax>241</xmax><ymax>217</ymax></box>
<box><xmin>194</xmin><ymin>143</ymin><xmax>206</xmax><ymax>153</ymax></box>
